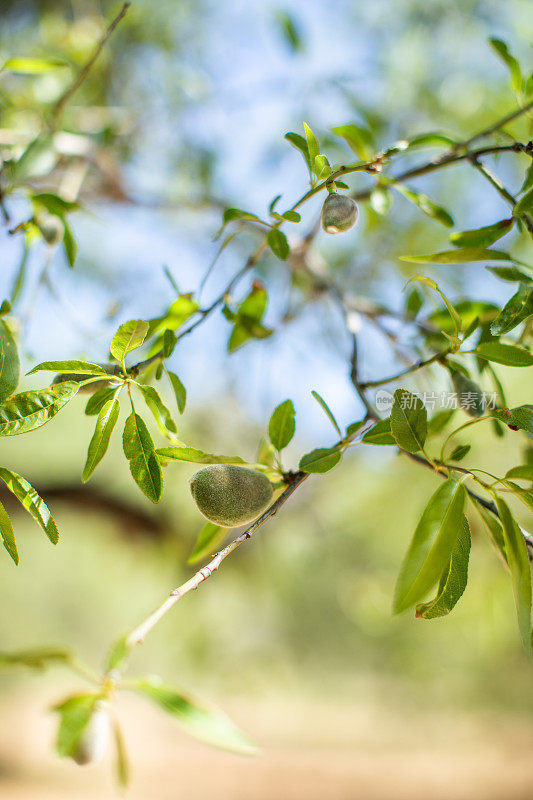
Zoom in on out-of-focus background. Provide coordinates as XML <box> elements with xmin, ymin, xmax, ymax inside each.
<box><xmin>0</xmin><ymin>1</ymin><xmax>532</xmax><ymax>798</ymax></box>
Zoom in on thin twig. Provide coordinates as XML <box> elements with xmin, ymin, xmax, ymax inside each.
<box><xmin>456</xmin><ymin>100</ymin><xmax>533</xmax><ymax>149</ymax></box>
<box><xmin>359</xmin><ymin>350</ymin><xmax>450</xmax><ymax>389</ymax></box>
<box><xmin>51</xmin><ymin>2</ymin><xmax>131</xmax><ymax>123</ymax></box>
<box><xmin>352</xmin><ymin>142</ymin><xmax>532</xmax><ymax>203</ymax></box>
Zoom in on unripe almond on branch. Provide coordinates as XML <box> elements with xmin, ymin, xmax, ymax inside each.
<box><xmin>321</xmin><ymin>192</ymin><xmax>358</xmax><ymax>234</ymax></box>
<box><xmin>71</xmin><ymin>702</ymin><xmax>110</xmax><ymax>766</ymax></box>
<box><xmin>451</xmin><ymin>370</ymin><xmax>485</xmax><ymax>418</ymax></box>
<box><xmin>189</xmin><ymin>464</ymin><xmax>273</xmax><ymax>527</ymax></box>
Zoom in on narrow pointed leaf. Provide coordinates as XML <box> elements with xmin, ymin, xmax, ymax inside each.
<box><xmin>112</xmin><ymin>718</ymin><xmax>130</xmax><ymax>789</ymax></box>
<box><xmin>268</xmin><ymin>399</ymin><xmax>295</xmax><ymax>450</ymax></box>
<box><xmin>450</xmin><ymin>218</ymin><xmax>514</xmax><ymax>248</ymax></box>
<box><xmin>474</xmin><ymin>342</ymin><xmax>533</xmax><ymax>367</ymax></box>
<box><xmin>393</xmin><ymin>479</ymin><xmax>466</xmax><ymax>613</ymax></box>
<box><xmin>361</xmin><ymin>418</ymin><xmax>395</xmax><ymax>445</ymax></box>
<box><xmin>157</xmin><ymin>446</ymin><xmax>247</xmax><ymax>465</ymax></box>
<box><xmin>137</xmin><ymin>384</ymin><xmax>177</xmax><ymax>436</ymax></box>
<box><xmin>311</xmin><ymin>390</ymin><xmax>341</xmax><ymax>437</ymax></box>
<box><xmin>0</xmin><ymin>467</ymin><xmax>59</xmax><ymax>544</ymax></box>
<box><xmin>0</xmin><ymin>500</ymin><xmax>17</xmax><ymax>564</ymax></box>
<box><xmin>82</xmin><ymin>396</ymin><xmax>120</xmax><ymax>482</ymax></box>
<box><xmin>495</xmin><ymin>497</ymin><xmax>532</xmax><ymax>651</ymax></box>
<box><xmin>490</xmin><ymin>285</ymin><xmax>533</xmax><ymax>336</ymax></box>
<box><xmin>110</xmin><ymin>320</ymin><xmax>149</xmax><ymax>362</ymax></box>
<box><xmin>132</xmin><ymin>678</ymin><xmax>256</xmax><ymax>754</ymax></box>
<box><xmin>188</xmin><ymin>522</ymin><xmax>229</xmax><ymax>565</ymax></box>
<box><xmin>122</xmin><ymin>413</ymin><xmax>163</xmax><ymax>502</ymax></box>
<box><xmin>390</xmin><ymin>389</ymin><xmax>427</xmax><ymax>452</ymax></box>
<box><xmin>400</xmin><ymin>248</ymin><xmax>511</xmax><ymax>263</ymax></box>
<box><xmin>299</xmin><ymin>446</ymin><xmax>341</xmax><ymax>473</ymax></box>
<box><xmin>0</xmin><ymin>320</ymin><xmax>19</xmax><ymax>402</ymax></box>
<box><xmin>53</xmin><ymin>694</ymin><xmax>100</xmax><ymax>758</ymax></box>
<box><xmin>85</xmin><ymin>386</ymin><xmax>119</xmax><ymax>416</ymax></box>
<box><xmin>28</xmin><ymin>360</ymin><xmax>109</xmax><ymax>376</ymax></box>
<box><xmin>415</xmin><ymin>515</ymin><xmax>471</xmax><ymax>619</ymax></box>
<box><xmin>0</xmin><ymin>382</ymin><xmax>79</xmax><ymax>436</ymax></box>
<box><xmin>167</xmin><ymin>371</ymin><xmax>186</xmax><ymax>414</ymax></box>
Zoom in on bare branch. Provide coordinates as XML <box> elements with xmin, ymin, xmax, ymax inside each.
<box><xmin>51</xmin><ymin>3</ymin><xmax>131</xmax><ymax>123</ymax></box>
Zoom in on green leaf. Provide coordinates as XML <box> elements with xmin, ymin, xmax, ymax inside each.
<box><xmin>268</xmin><ymin>399</ymin><xmax>295</xmax><ymax>450</ymax></box>
<box><xmin>222</xmin><ymin>208</ymin><xmax>262</xmax><ymax>225</ymax></box>
<box><xmin>311</xmin><ymin>390</ymin><xmax>342</xmax><ymax>437</ymax></box>
<box><xmin>162</xmin><ymin>329</ymin><xmax>176</xmax><ymax>358</ymax></box>
<box><xmin>407</xmin><ymin>276</ymin><xmax>461</xmax><ymax>337</ymax></box>
<box><xmin>474</xmin><ymin>502</ymin><xmax>508</xmax><ymax>565</ymax></box>
<box><xmin>12</xmin><ymin>136</ymin><xmax>56</xmax><ymax>182</ymax></box>
<box><xmin>303</xmin><ymin>122</ymin><xmax>320</xmax><ymax>166</ymax></box>
<box><xmin>490</xmin><ymin>285</ymin><xmax>533</xmax><ymax>336</ymax></box>
<box><xmin>506</xmin><ymin>465</ymin><xmax>533</xmax><ymax>481</ymax></box>
<box><xmin>331</xmin><ymin>124</ymin><xmax>374</xmax><ymax>160</ymax></box>
<box><xmin>188</xmin><ymin>522</ymin><xmax>229</xmax><ymax>565</ymax></box>
<box><xmin>361</xmin><ymin>418</ymin><xmax>396</xmax><ymax>445</ymax></box>
<box><xmin>281</xmin><ymin>210</ymin><xmax>301</xmax><ymax>223</ymax></box>
<box><xmin>393</xmin><ymin>479</ymin><xmax>466</xmax><ymax>613</ymax></box>
<box><xmin>27</xmin><ymin>360</ymin><xmax>110</xmax><ymax>376</ymax></box>
<box><xmin>167</xmin><ymin>371</ymin><xmax>186</xmax><ymax>414</ymax></box>
<box><xmin>0</xmin><ymin>500</ymin><xmax>17</xmax><ymax>564</ymax></box>
<box><xmin>267</xmin><ymin>229</ymin><xmax>289</xmax><ymax>260</ymax></box>
<box><xmin>32</xmin><ymin>192</ymin><xmax>78</xmax><ymax>217</ymax></box>
<box><xmin>0</xmin><ymin>646</ymin><xmax>72</xmax><ymax>670</ymax></box>
<box><xmin>0</xmin><ymin>468</ymin><xmax>59</xmax><ymax>544</ymax></box>
<box><xmin>299</xmin><ymin>447</ymin><xmax>341</xmax><ymax>473</ymax></box>
<box><xmin>132</xmin><ymin>677</ymin><xmax>255</xmax><ymax>754</ymax></box>
<box><xmin>449</xmin><ymin>444</ymin><xmax>470</xmax><ymax>462</ymax></box>
<box><xmin>157</xmin><ymin>446</ymin><xmax>247</xmax><ymax>465</ymax></box>
<box><xmin>137</xmin><ymin>384</ymin><xmax>177</xmax><ymax>436</ymax></box>
<box><xmin>450</xmin><ymin>218</ymin><xmax>514</xmax><ymax>248</ymax></box>
<box><xmin>406</xmin><ymin>133</ymin><xmax>456</xmax><ymax>149</ymax></box>
<box><xmin>489</xmin><ymin>38</ymin><xmax>523</xmax><ymax>94</ymax></box>
<box><xmin>62</xmin><ymin>222</ymin><xmax>77</xmax><ymax>267</ymax></box>
<box><xmin>493</xmin><ymin>405</ymin><xmax>533</xmax><ymax>434</ymax></box>
<box><xmin>514</xmin><ymin>186</ymin><xmax>533</xmax><ymax>217</ymax></box>
<box><xmin>390</xmin><ymin>389</ymin><xmax>427</xmax><ymax>453</ymax></box>
<box><xmin>345</xmin><ymin>419</ymin><xmax>366</xmax><ymax>438</ymax></box>
<box><xmin>314</xmin><ymin>154</ymin><xmax>331</xmax><ymax>180</ymax></box>
<box><xmin>110</xmin><ymin>320</ymin><xmax>149</xmax><ymax>363</ymax></box>
<box><xmin>0</xmin><ymin>319</ymin><xmax>20</xmax><ymax>402</ymax></box>
<box><xmin>82</xmin><ymin>396</ymin><xmax>120</xmax><ymax>482</ymax></box>
<box><xmin>415</xmin><ymin>515</ymin><xmax>471</xmax><ymax>619</ymax></box>
<box><xmin>112</xmin><ymin>718</ymin><xmax>129</xmax><ymax>789</ymax></box>
<box><xmin>474</xmin><ymin>342</ymin><xmax>533</xmax><ymax>367</ymax></box>
<box><xmin>495</xmin><ymin>497</ymin><xmax>532</xmax><ymax>651</ymax></box>
<box><xmin>400</xmin><ymin>248</ymin><xmax>511</xmax><ymax>264</ymax></box>
<box><xmin>284</xmin><ymin>132</ymin><xmax>311</xmax><ymax>171</ymax></box>
<box><xmin>2</xmin><ymin>57</ymin><xmax>68</xmax><ymax>73</ymax></box>
<box><xmin>85</xmin><ymin>386</ymin><xmax>118</xmax><ymax>416</ymax></box>
<box><xmin>105</xmin><ymin>634</ymin><xmax>132</xmax><ymax>674</ymax></box>
<box><xmin>391</xmin><ymin>183</ymin><xmax>453</xmax><ymax>227</ymax></box>
<box><xmin>53</xmin><ymin>694</ymin><xmax>100</xmax><ymax>758</ymax></box>
<box><xmin>0</xmin><ymin>382</ymin><xmax>79</xmax><ymax>436</ymax></box>
<box><xmin>122</xmin><ymin>413</ymin><xmax>163</xmax><ymax>503</ymax></box>
<box><xmin>519</xmin><ymin>162</ymin><xmax>533</xmax><ymax>193</ymax></box>
<box><xmin>487</xmin><ymin>265</ymin><xmax>533</xmax><ymax>283</ymax></box>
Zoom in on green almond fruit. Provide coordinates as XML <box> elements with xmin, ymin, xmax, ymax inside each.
<box><xmin>321</xmin><ymin>192</ymin><xmax>358</xmax><ymax>234</ymax></box>
<box><xmin>189</xmin><ymin>464</ymin><xmax>274</xmax><ymax>527</ymax></box>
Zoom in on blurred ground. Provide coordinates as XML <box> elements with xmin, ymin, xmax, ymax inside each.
<box><xmin>1</xmin><ymin>686</ymin><xmax>533</xmax><ymax>800</ymax></box>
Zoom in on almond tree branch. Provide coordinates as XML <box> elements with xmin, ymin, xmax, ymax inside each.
<box><xmin>50</xmin><ymin>2</ymin><xmax>131</xmax><ymax>123</ymax></box>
